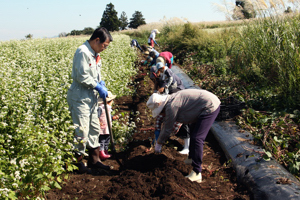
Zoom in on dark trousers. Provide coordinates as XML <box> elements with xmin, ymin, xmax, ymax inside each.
<box><xmin>99</xmin><ymin>135</ymin><xmax>110</xmax><ymax>151</ymax></box>
<box><xmin>189</xmin><ymin>106</ymin><xmax>220</xmax><ymax>173</ymax></box>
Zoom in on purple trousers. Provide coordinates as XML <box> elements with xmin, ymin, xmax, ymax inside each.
<box><xmin>189</xmin><ymin>106</ymin><xmax>220</xmax><ymax>174</ymax></box>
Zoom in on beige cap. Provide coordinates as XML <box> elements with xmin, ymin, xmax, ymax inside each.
<box><xmin>146</xmin><ymin>93</ymin><xmax>169</xmax><ymax>118</ymax></box>
<box><xmin>156</xmin><ymin>56</ymin><xmax>165</xmax><ymax>65</ymax></box>
<box><xmin>98</xmin><ymin>91</ymin><xmax>116</xmax><ymax>104</ymax></box>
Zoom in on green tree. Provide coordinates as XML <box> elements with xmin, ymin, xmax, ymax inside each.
<box><xmin>119</xmin><ymin>11</ymin><xmax>128</xmax><ymax>30</ymax></box>
<box><xmin>128</xmin><ymin>11</ymin><xmax>146</xmax><ymax>29</ymax></box>
<box><xmin>284</xmin><ymin>6</ymin><xmax>292</xmax><ymax>14</ymax></box>
<box><xmin>25</xmin><ymin>34</ymin><xmax>33</xmax><ymax>39</ymax></box>
<box><xmin>69</xmin><ymin>30</ymin><xmax>82</xmax><ymax>36</ymax></box>
<box><xmin>99</xmin><ymin>3</ymin><xmax>120</xmax><ymax>31</ymax></box>
<box><xmin>233</xmin><ymin>0</ymin><xmax>256</xmax><ymax>20</ymax></box>
<box><xmin>82</xmin><ymin>27</ymin><xmax>94</xmax><ymax>35</ymax></box>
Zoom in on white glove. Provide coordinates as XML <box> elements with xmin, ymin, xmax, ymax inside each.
<box><xmin>155</xmin><ymin>142</ymin><xmax>162</xmax><ymax>153</ymax></box>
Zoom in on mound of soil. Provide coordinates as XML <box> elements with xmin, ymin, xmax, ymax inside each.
<box><xmin>46</xmin><ymin>56</ymin><xmax>252</xmax><ymax>200</ymax></box>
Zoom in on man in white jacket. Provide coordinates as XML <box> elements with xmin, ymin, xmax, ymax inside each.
<box><xmin>67</xmin><ymin>27</ymin><xmax>112</xmax><ymax>173</ymax></box>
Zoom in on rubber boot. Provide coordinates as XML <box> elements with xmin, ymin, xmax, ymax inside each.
<box><xmin>179</xmin><ymin>138</ymin><xmax>190</xmax><ymax>155</ymax></box>
<box><xmin>73</xmin><ymin>153</ymin><xmax>89</xmax><ymax>174</ymax></box>
<box><xmin>185</xmin><ymin>170</ymin><xmax>202</xmax><ymax>183</ymax></box>
<box><xmin>87</xmin><ymin>147</ymin><xmax>111</xmax><ymax>170</ymax></box>
<box><xmin>99</xmin><ymin>150</ymin><xmax>111</xmax><ymax>160</ymax></box>
<box><xmin>104</xmin><ymin>150</ymin><xmax>112</xmax><ymax>157</ymax></box>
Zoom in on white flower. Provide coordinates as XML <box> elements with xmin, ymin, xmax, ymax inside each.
<box><xmin>10</xmin><ymin>158</ymin><xmax>17</xmax><ymax>165</ymax></box>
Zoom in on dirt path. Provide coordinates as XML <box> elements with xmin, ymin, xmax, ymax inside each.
<box><xmin>46</xmin><ymin>57</ymin><xmax>252</xmax><ymax>200</ymax></box>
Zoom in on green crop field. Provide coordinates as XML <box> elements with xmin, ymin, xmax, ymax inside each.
<box><xmin>0</xmin><ymin>34</ymin><xmax>138</xmax><ymax>199</ymax></box>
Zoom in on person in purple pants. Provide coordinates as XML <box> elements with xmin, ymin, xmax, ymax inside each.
<box><xmin>146</xmin><ymin>89</ymin><xmax>220</xmax><ymax>183</ymax></box>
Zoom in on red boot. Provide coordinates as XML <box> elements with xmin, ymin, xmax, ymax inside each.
<box><xmin>99</xmin><ymin>150</ymin><xmax>111</xmax><ymax>160</ymax></box>
<box><xmin>104</xmin><ymin>150</ymin><xmax>112</xmax><ymax>157</ymax></box>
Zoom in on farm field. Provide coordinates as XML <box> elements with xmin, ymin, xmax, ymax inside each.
<box><xmin>46</xmin><ymin>55</ymin><xmax>251</xmax><ymax>200</ymax></box>
<box><xmin>0</xmin><ymin>35</ymin><xmax>138</xmax><ymax>199</ymax></box>
<box><xmin>0</xmin><ymin>34</ymin><xmax>252</xmax><ymax>199</ymax></box>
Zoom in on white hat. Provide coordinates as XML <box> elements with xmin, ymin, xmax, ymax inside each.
<box><xmin>146</xmin><ymin>93</ymin><xmax>169</xmax><ymax>118</ymax></box>
<box><xmin>98</xmin><ymin>91</ymin><xmax>116</xmax><ymax>104</ymax></box>
<box><xmin>153</xmin><ymin>29</ymin><xmax>160</xmax><ymax>34</ymax></box>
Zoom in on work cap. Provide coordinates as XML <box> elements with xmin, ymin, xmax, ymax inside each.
<box><xmin>155</xmin><ymin>62</ymin><xmax>164</xmax><ymax>72</ymax></box>
<box><xmin>98</xmin><ymin>91</ymin><xmax>116</xmax><ymax>104</ymax></box>
<box><xmin>146</xmin><ymin>93</ymin><xmax>169</xmax><ymax>118</ymax></box>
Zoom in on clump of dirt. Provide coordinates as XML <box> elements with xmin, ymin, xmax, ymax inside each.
<box><xmin>46</xmin><ymin>52</ymin><xmax>252</xmax><ymax>200</ymax></box>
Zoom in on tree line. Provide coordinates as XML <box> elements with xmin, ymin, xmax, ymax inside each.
<box><xmin>61</xmin><ymin>3</ymin><xmax>146</xmax><ymax>37</ymax></box>
<box><xmin>34</xmin><ymin>1</ymin><xmax>294</xmax><ymax>39</ymax></box>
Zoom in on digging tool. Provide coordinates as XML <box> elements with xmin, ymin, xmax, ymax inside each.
<box><xmin>103</xmin><ymin>98</ymin><xmax>123</xmax><ymax>167</ymax></box>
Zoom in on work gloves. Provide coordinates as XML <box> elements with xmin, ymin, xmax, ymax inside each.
<box><xmin>94</xmin><ymin>81</ymin><xmax>108</xmax><ymax>99</ymax></box>
<box><xmin>155</xmin><ymin>142</ymin><xmax>162</xmax><ymax>153</ymax></box>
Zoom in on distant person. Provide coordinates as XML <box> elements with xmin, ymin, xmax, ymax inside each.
<box><xmin>67</xmin><ymin>27</ymin><xmax>112</xmax><ymax>174</ymax></box>
<box><xmin>146</xmin><ymin>89</ymin><xmax>221</xmax><ymax>183</ymax></box>
<box><xmin>148</xmin><ymin>51</ymin><xmax>160</xmax><ymax>67</ymax></box>
<box><xmin>148</xmin><ymin>29</ymin><xmax>160</xmax><ymax>48</ymax></box>
<box><xmin>155</xmin><ymin>62</ymin><xmax>185</xmax><ymax>95</ymax></box>
<box><xmin>159</xmin><ymin>51</ymin><xmax>174</xmax><ymax>69</ymax></box>
<box><xmin>141</xmin><ymin>56</ymin><xmax>153</xmax><ymax>66</ymax></box>
<box><xmin>141</xmin><ymin>44</ymin><xmax>159</xmax><ymax>56</ymax></box>
<box><xmin>130</xmin><ymin>39</ymin><xmax>143</xmax><ymax>52</ymax></box>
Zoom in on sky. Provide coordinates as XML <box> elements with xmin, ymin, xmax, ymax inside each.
<box><xmin>0</xmin><ymin>0</ymin><xmax>229</xmax><ymax>41</ymax></box>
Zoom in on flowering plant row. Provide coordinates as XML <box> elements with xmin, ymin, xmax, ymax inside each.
<box><xmin>0</xmin><ymin>34</ymin><xmax>137</xmax><ymax>199</ymax></box>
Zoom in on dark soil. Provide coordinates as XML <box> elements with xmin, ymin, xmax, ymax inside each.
<box><xmin>46</xmin><ymin>53</ymin><xmax>252</xmax><ymax>200</ymax></box>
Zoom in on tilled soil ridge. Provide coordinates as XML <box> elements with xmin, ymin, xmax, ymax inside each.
<box><xmin>46</xmin><ymin>58</ymin><xmax>251</xmax><ymax>200</ymax></box>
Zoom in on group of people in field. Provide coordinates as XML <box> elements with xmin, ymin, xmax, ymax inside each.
<box><xmin>67</xmin><ymin>27</ymin><xmax>220</xmax><ymax>183</ymax></box>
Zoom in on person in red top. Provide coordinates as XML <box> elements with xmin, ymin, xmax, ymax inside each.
<box><xmin>159</xmin><ymin>52</ymin><xmax>174</xmax><ymax>69</ymax></box>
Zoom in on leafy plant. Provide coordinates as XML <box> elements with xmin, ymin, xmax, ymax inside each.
<box><xmin>0</xmin><ymin>34</ymin><xmax>138</xmax><ymax>199</ymax></box>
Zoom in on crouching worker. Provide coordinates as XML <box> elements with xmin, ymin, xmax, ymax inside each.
<box><xmin>67</xmin><ymin>27</ymin><xmax>112</xmax><ymax>174</ymax></box>
<box><xmin>130</xmin><ymin>39</ymin><xmax>143</xmax><ymax>52</ymax></box>
<box><xmin>146</xmin><ymin>89</ymin><xmax>221</xmax><ymax>183</ymax></box>
<box><xmin>155</xmin><ymin>62</ymin><xmax>185</xmax><ymax>95</ymax></box>
<box><xmin>98</xmin><ymin>91</ymin><xmax>118</xmax><ymax>161</ymax></box>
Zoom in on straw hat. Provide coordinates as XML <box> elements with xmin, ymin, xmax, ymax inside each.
<box><xmin>146</xmin><ymin>93</ymin><xmax>169</xmax><ymax>118</ymax></box>
<box><xmin>98</xmin><ymin>91</ymin><xmax>116</xmax><ymax>104</ymax></box>
<box><xmin>144</xmin><ymin>50</ymin><xmax>149</xmax><ymax>55</ymax></box>
<box><xmin>156</xmin><ymin>56</ymin><xmax>165</xmax><ymax>65</ymax></box>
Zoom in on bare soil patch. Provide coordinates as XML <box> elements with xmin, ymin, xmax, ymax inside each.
<box><xmin>46</xmin><ymin>55</ymin><xmax>252</xmax><ymax>200</ymax></box>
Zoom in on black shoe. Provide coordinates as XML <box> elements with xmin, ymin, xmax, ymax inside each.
<box><xmin>74</xmin><ymin>162</ymin><xmax>90</xmax><ymax>174</ymax></box>
<box><xmin>88</xmin><ymin>161</ymin><xmax>111</xmax><ymax>170</ymax></box>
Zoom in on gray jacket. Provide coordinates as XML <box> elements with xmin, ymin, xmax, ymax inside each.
<box><xmin>158</xmin><ymin>89</ymin><xmax>221</xmax><ymax>143</ymax></box>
